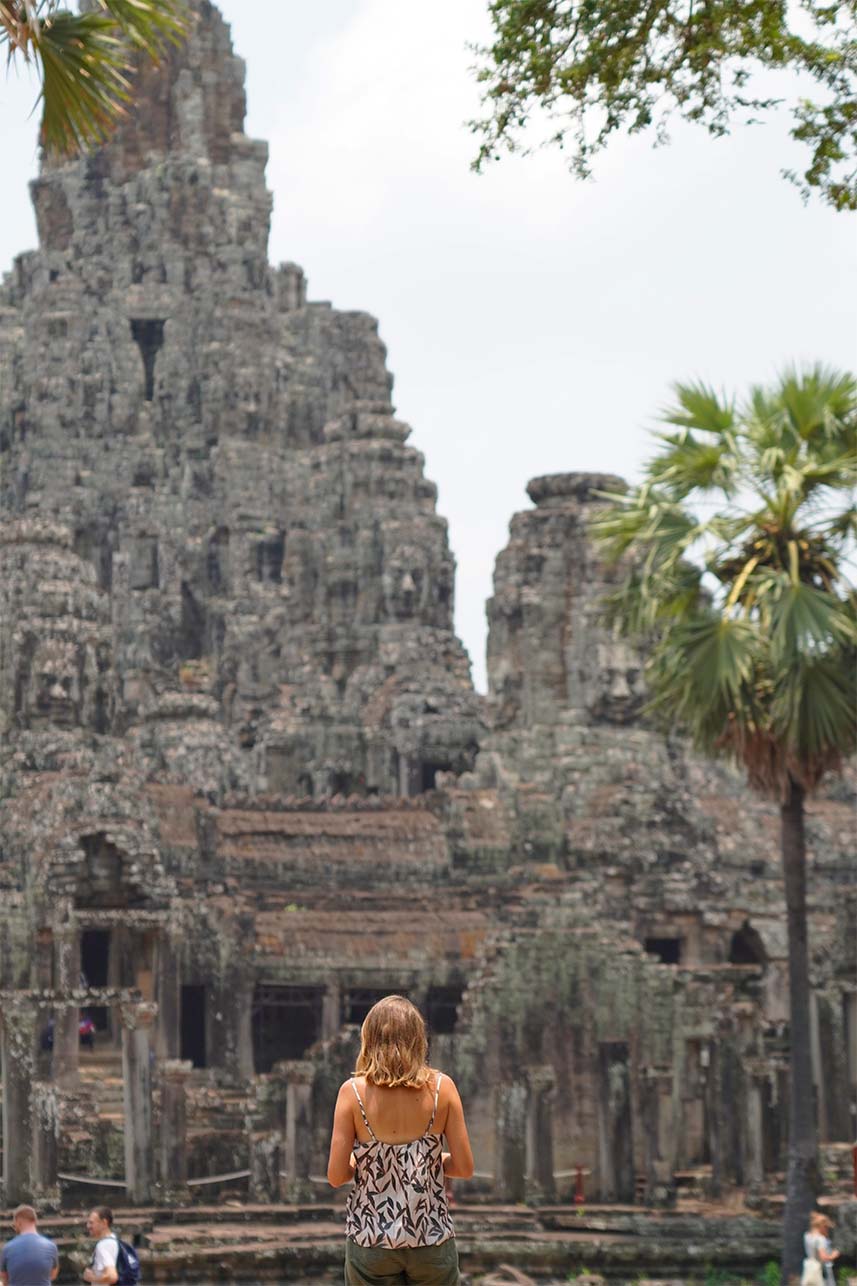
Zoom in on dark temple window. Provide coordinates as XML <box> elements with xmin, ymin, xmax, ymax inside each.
<box><xmin>130</xmin><ymin>318</ymin><xmax>165</xmax><ymax>402</ymax></box>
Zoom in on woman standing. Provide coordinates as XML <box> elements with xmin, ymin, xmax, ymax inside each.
<box><xmin>803</xmin><ymin>1211</ymin><xmax>839</xmax><ymax>1286</ymax></box>
<box><xmin>327</xmin><ymin>995</ymin><xmax>474</xmax><ymax>1285</ymax></box>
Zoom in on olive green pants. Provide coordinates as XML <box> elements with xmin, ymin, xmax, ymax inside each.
<box><xmin>344</xmin><ymin>1236</ymin><xmax>459</xmax><ymax>1285</ymax></box>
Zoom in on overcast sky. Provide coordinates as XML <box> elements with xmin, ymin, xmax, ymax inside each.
<box><xmin>3</xmin><ymin>1</ymin><xmax>855</xmax><ymax>690</ymax></box>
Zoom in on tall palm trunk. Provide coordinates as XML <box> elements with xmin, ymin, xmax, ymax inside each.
<box><xmin>780</xmin><ymin>776</ymin><xmax>818</xmax><ymax>1282</ymax></box>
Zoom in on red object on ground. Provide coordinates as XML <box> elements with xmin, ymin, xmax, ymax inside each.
<box><xmin>574</xmin><ymin>1164</ymin><xmax>585</xmax><ymax>1204</ymax></box>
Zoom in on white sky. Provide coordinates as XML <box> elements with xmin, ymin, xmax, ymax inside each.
<box><xmin>3</xmin><ymin>1</ymin><xmax>856</xmax><ymax>690</ymax></box>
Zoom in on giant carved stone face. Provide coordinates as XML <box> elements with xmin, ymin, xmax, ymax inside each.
<box><xmin>19</xmin><ymin>636</ymin><xmax>86</xmax><ymax>729</ymax></box>
<box><xmin>586</xmin><ymin>640</ymin><xmax>646</xmax><ymax>725</ymax></box>
<box><xmin>384</xmin><ymin>545</ymin><xmax>428</xmax><ymax>622</ymax></box>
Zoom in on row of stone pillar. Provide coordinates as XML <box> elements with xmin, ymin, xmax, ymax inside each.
<box><xmin>490</xmin><ymin>1060</ymin><xmax>770</xmax><ymax>1205</ymax></box>
<box><xmin>247</xmin><ymin>1060</ymin><xmax>317</xmax><ymax>1203</ymax></box>
<box><xmin>0</xmin><ymin>999</ymin><xmax>161</xmax><ymax>1207</ymax></box>
<box><xmin>1</xmin><ymin>996</ymin><xmax>319</xmax><ymax>1208</ymax></box>
<box><xmin>493</xmin><ymin>1066</ymin><xmax>556</xmax><ymax>1202</ymax></box>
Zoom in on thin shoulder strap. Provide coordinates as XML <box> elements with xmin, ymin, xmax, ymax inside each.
<box><xmin>427</xmin><ymin>1072</ymin><xmax>443</xmax><ymax>1131</ymax></box>
<box><xmin>350</xmin><ymin>1077</ymin><xmax>377</xmax><ymax>1140</ymax></box>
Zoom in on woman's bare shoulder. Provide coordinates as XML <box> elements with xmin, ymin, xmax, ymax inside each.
<box><xmin>431</xmin><ymin>1068</ymin><xmax>458</xmax><ymax>1096</ymax></box>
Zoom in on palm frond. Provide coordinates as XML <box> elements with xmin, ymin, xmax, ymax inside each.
<box><xmin>776</xmin><ymin>363</ymin><xmax>857</xmax><ymax>445</ymax></box>
<box><xmin>682</xmin><ymin>613</ymin><xmax>759</xmax><ymax>699</ymax></box>
<box><xmin>5</xmin><ymin>0</ymin><xmax>189</xmax><ymax>157</ymax></box>
<box><xmin>771</xmin><ymin>652</ymin><xmax>857</xmax><ymax>780</ymax></box>
<box><xmin>647</xmin><ymin>430</ymin><xmax>737</xmax><ymax>497</ymax></box>
<box><xmin>593</xmin><ymin>362</ymin><xmax>857</xmax><ymax>798</ymax></box>
<box><xmin>35</xmin><ymin>9</ymin><xmax>131</xmax><ymax>157</ymax></box>
<box><xmin>661</xmin><ymin>382</ymin><xmax>735</xmax><ymax>435</ymax></box>
<box><xmin>92</xmin><ymin>0</ymin><xmax>187</xmax><ymax>59</ymax></box>
<box><xmin>824</xmin><ymin>506</ymin><xmax>857</xmax><ymax>545</ymax></box>
<box><xmin>765</xmin><ymin>576</ymin><xmax>857</xmax><ymax>662</ymax></box>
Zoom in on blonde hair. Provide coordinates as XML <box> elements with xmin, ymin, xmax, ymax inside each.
<box><xmin>810</xmin><ymin>1212</ymin><xmax>833</xmax><ymax>1233</ymax></box>
<box><xmin>355</xmin><ymin>995</ymin><xmax>431</xmax><ymax>1088</ymax></box>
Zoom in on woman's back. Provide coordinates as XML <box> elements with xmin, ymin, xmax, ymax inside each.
<box><xmin>346</xmin><ymin>1071</ymin><xmax>451</xmax><ymax>1249</ymax></box>
<box><xmin>327</xmin><ymin>995</ymin><xmax>474</xmax><ymax>1284</ymax></box>
<box><xmin>351</xmin><ymin>1073</ymin><xmax>449</xmax><ymax>1144</ymax></box>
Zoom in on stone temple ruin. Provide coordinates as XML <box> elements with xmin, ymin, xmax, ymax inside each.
<box><xmin>0</xmin><ymin>0</ymin><xmax>854</xmax><ymax>1242</ymax></box>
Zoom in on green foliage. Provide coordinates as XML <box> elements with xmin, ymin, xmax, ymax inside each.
<box><xmin>592</xmin><ymin>364</ymin><xmax>857</xmax><ymax>799</ymax></box>
<box><xmin>1</xmin><ymin>0</ymin><xmax>188</xmax><ymax>157</ymax></box>
<box><xmin>702</xmin><ymin>1267</ymin><xmax>740</xmax><ymax>1286</ymax></box>
<box><xmin>470</xmin><ymin>1</ymin><xmax>857</xmax><ymax>210</ymax></box>
<box><xmin>759</xmin><ymin>1261</ymin><xmax>782</xmax><ymax>1286</ymax></box>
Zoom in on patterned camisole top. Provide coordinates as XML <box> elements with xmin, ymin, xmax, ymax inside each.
<box><xmin>344</xmin><ymin>1073</ymin><xmax>455</xmax><ymax>1249</ymax></box>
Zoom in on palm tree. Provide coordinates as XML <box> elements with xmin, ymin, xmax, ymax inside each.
<box><xmin>1</xmin><ymin>0</ymin><xmax>187</xmax><ymax>158</ymax></box>
<box><xmin>592</xmin><ymin>365</ymin><xmax>856</xmax><ymax>1282</ymax></box>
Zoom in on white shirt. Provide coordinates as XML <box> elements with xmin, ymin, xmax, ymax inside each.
<box><xmin>91</xmin><ymin>1237</ymin><xmax>119</xmax><ymax>1279</ymax></box>
<box><xmin>804</xmin><ymin>1233</ymin><xmax>824</xmax><ymax>1259</ymax></box>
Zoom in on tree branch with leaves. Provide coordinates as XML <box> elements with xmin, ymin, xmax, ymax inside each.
<box><xmin>470</xmin><ymin>0</ymin><xmax>857</xmax><ymax>210</ymax></box>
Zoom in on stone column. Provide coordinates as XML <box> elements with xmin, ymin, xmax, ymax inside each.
<box><xmin>210</xmin><ymin>958</ymin><xmax>254</xmax><ymax>1080</ymax></box>
<box><xmin>53</xmin><ymin>925</ymin><xmax>80</xmax><ymax>1085</ymax></box>
<box><xmin>845</xmin><ymin>990</ymin><xmax>857</xmax><ymax>1136</ymax></box>
<box><xmin>35</xmin><ymin>929</ymin><xmax>54</xmax><ymax>990</ymax></box>
<box><xmin>280</xmin><ymin>1060</ymin><xmax>316</xmax><ymax>1202</ymax></box>
<box><xmin>53</xmin><ymin>1002</ymin><xmax>80</xmax><ymax>1087</ymax></box>
<box><xmin>493</xmin><ymin>1080</ymin><xmax>528</xmax><ymax>1203</ymax></box>
<box><xmin>597</xmin><ymin>1041</ymin><xmax>634</xmax><ymax>1202</ymax></box>
<box><xmin>1</xmin><ymin>1001</ymin><xmax>37</xmax><ymax>1205</ymax></box>
<box><xmin>121</xmin><ymin>1001</ymin><xmax>157</xmax><ymax>1203</ymax></box>
<box><xmin>159</xmin><ymin>1059</ymin><xmax>192</xmax><ymax>1202</ymax></box>
<box><xmin>705</xmin><ymin>1039</ymin><xmax>723</xmax><ymax>1199</ymax></box>
<box><xmin>246</xmin><ymin>1089</ymin><xmax>281</xmax><ymax>1204</ymax></box>
<box><xmin>31</xmin><ymin>1082</ymin><xmax>61</xmax><ymax>1210</ymax></box>
<box><xmin>322</xmin><ymin>977</ymin><xmax>342</xmax><ymax>1041</ymax></box>
<box><xmin>236</xmin><ymin>976</ymin><xmax>255</xmax><ymax>1081</ymax></box>
<box><xmin>107</xmin><ymin>927</ymin><xmax>121</xmax><ymax>1046</ymax></box>
<box><xmin>810</xmin><ymin>993</ymin><xmax>828</xmax><ymax>1141</ymax></box>
<box><xmin>525</xmin><ymin>1065</ymin><xmax>555</xmax><ymax>1203</ymax></box>
<box><xmin>155</xmin><ymin>932</ymin><xmax>181</xmax><ymax>1061</ymax></box>
<box><xmin>744</xmin><ymin>1076</ymin><xmax>764</xmax><ymax>1194</ymax></box>
<box><xmin>641</xmin><ymin>1068</ymin><xmax>675</xmax><ymax>1206</ymax></box>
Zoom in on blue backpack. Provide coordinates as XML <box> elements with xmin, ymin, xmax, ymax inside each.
<box><xmin>113</xmin><ymin>1235</ymin><xmax>141</xmax><ymax>1286</ymax></box>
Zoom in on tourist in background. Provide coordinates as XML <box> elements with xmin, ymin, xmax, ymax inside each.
<box><xmin>328</xmin><ymin>994</ymin><xmax>474</xmax><ymax>1285</ymax></box>
<box><xmin>0</xmin><ymin>1206</ymin><xmax>59</xmax><ymax>1286</ymax></box>
<box><xmin>83</xmin><ymin>1208</ymin><xmax>118</xmax><ymax>1285</ymax></box>
<box><xmin>802</xmin><ymin>1211</ymin><xmax>839</xmax><ymax>1286</ymax></box>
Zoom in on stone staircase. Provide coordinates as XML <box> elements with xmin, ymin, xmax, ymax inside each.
<box><xmin>79</xmin><ymin>1047</ymin><xmax>125</xmax><ymax>1123</ymax></box>
<box><xmin>23</xmin><ymin>1200</ymin><xmax>789</xmax><ymax>1283</ymax></box>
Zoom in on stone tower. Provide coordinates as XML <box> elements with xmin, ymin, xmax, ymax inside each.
<box><xmin>0</xmin><ymin>1</ymin><xmax>482</xmax><ymax>800</ymax></box>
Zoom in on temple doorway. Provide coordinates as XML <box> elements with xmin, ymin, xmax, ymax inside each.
<box><xmin>180</xmin><ymin>985</ymin><xmax>207</xmax><ymax>1068</ymax></box>
<box><xmin>81</xmin><ymin>928</ymin><xmax>110</xmax><ymax>1030</ymax></box>
<box><xmin>252</xmin><ymin>984</ymin><xmax>323</xmax><ymax>1073</ymax></box>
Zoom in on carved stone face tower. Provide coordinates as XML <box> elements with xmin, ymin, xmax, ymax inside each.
<box><xmin>0</xmin><ymin>1</ymin><xmax>482</xmax><ymax>798</ymax></box>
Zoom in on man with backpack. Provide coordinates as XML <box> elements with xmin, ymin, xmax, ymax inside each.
<box><xmin>82</xmin><ymin>1209</ymin><xmax>139</xmax><ymax>1286</ymax></box>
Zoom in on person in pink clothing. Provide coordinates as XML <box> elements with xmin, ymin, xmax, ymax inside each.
<box><xmin>327</xmin><ymin>995</ymin><xmax>474</xmax><ymax>1285</ymax></box>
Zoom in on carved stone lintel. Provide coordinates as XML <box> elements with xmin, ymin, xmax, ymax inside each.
<box><xmin>120</xmin><ymin>1000</ymin><xmax>158</xmax><ymax>1031</ymax></box>
<box><xmin>272</xmin><ymin>1058</ymin><xmax>316</xmax><ymax>1087</ymax></box>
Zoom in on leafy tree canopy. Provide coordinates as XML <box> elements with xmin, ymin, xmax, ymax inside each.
<box><xmin>470</xmin><ymin>1</ymin><xmax>857</xmax><ymax>210</ymax></box>
<box><xmin>592</xmin><ymin>365</ymin><xmax>857</xmax><ymax>796</ymax></box>
<box><xmin>1</xmin><ymin>0</ymin><xmax>187</xmax><ymax>158</ymax></box>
